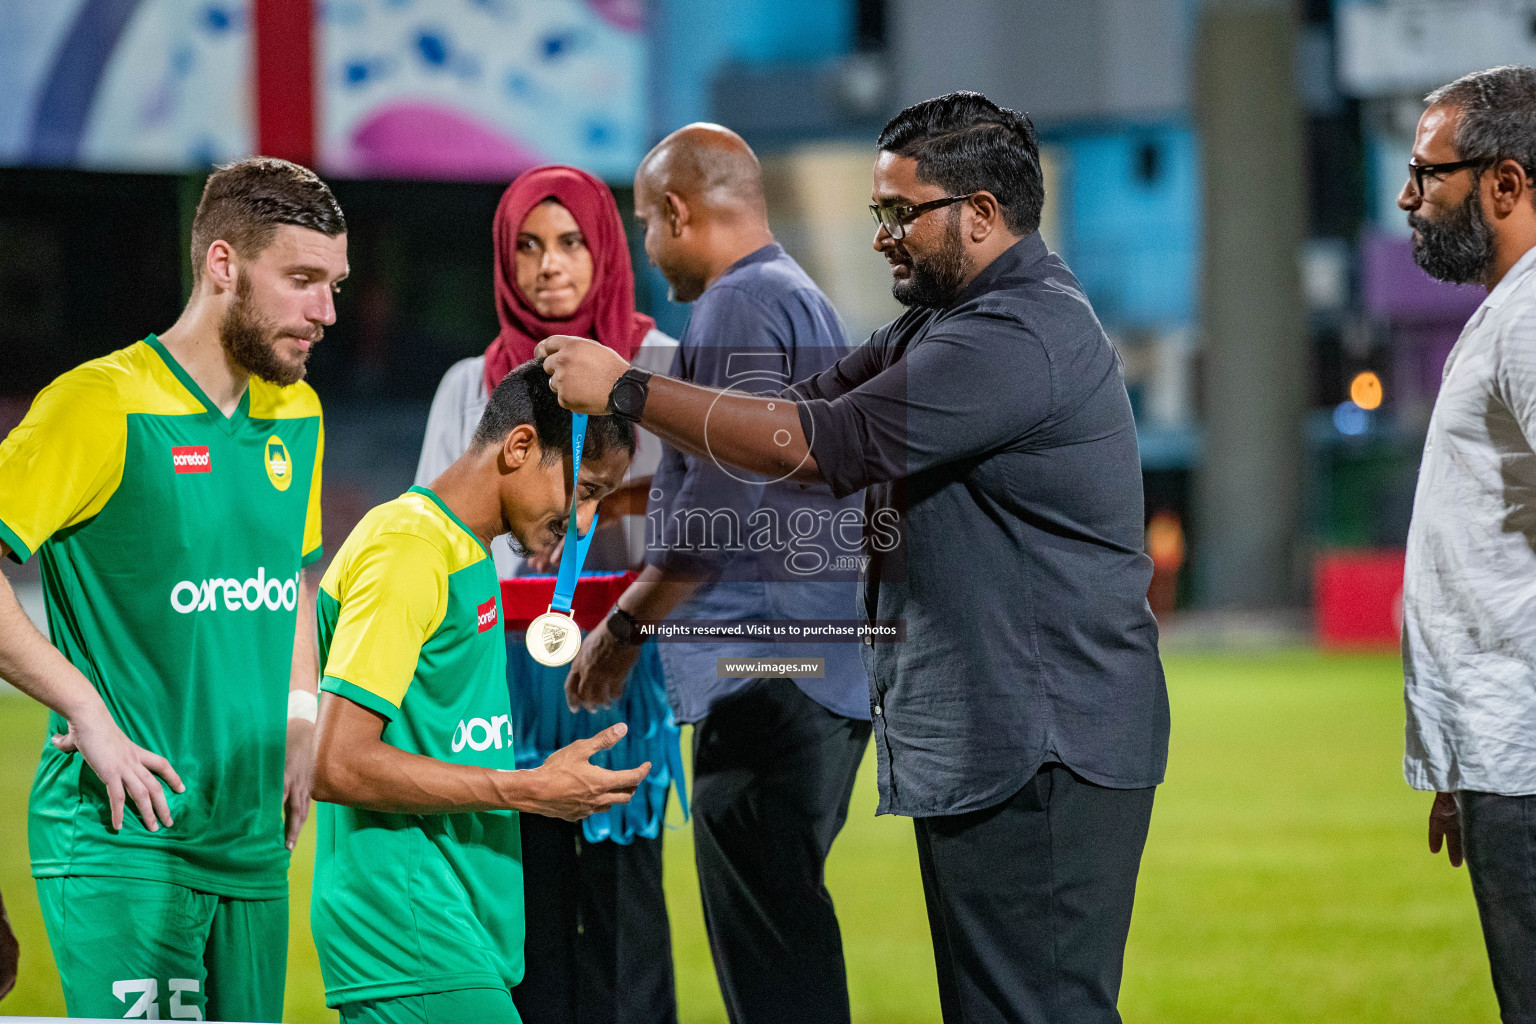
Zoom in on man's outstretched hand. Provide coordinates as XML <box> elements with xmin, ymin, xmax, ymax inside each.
<box><xmin>522</xmin><ymin>722</ymin><xmax>650</xmax><ymax>822</ymax></box>
<box><xmin>1429</xmin><ymin>791</ymin><xmax>1463</xmax><ymax>867</ymax></box>
<box><xmin>566</xmin><ymin>621</ymin><xmax>641</xmax><ymax>712</ymax></box>
<box><xmin>534</xmin><ymin>336</ymin><xmax>631</xmax><ymax>415</ymax></box>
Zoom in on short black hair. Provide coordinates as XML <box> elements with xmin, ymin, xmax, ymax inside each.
<box><xmin>472</xmin><ymin>359</ymin><xmax>636</xmax><ymax>465</ymax></box>
<box><xmin>191</xmin><ymin>157</ymin><xmax>347</xmax><ymax>283</ymax></box>
<box><xmin>877</xmin><ymin>91</ymin><xmax>1044</xmax><ymax>236</ymax></box>
<box><xmin>1427</xmin><ymin>66</ymin><xmax>1536</xmax><ymax>205</ymax></box>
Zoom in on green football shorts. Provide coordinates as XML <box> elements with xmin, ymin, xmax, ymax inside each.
<box><xmin>36</xmin><ymin>875</ymin><xmax>288</xmax><ymax>1021</ymax></box>
<box><xmin>338</xmin><ymin>986</ymin><xmax>522</xmax><ymax>1024</ymax></box>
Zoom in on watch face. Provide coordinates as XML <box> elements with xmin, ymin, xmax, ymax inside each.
<box><xmin>612</xmin><ymin>379</ymin><xmax>640</xmax><ymax>417</ymax></box>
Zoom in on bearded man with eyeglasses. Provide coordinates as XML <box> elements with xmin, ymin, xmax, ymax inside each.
<box><xmin>1398</xmin><ymin>65</ymin><xmax>1536</xmax><ymax>1024</ymax></box>
<box><xmin>538</xmin><ymin>91</ymin><xmax>1169</xmax><ymax>1024</ymax></box>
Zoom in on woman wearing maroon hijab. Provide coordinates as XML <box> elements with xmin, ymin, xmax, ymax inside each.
<box><xmin>415</xmin><ymin>166</ymin><xmax>680</xmax><ymax>1024</ymax></box>
<box><xmin>480</xmin><ymin>164</ymin><xmax>656</xmax><ymax>395</ymax></box>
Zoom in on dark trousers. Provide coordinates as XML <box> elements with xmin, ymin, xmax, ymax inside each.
<box><xmin>914</xmin><ymin>763</ymin><xmax>1156</xmax><ymax>1024</ymax></box>
<box><xmin>692</xmin><ymin>677</ymin><xmax>873</xmax><ymax>1024</ymax></box>
<box><xmin>1461</xmin><ymin>790</ymin><xmax>1536</xmax><ymax>1024</ymax></box>
<box><xmin>513</xmin><ymin>813</ymin><xmax>677</xmax><ymax>1024</ymax></box>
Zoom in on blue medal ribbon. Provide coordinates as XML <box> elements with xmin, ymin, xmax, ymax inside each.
<box><xmin>550</xmin><ymin>413</ymin><xmax>597</xmax><ymax>615</ymax></box>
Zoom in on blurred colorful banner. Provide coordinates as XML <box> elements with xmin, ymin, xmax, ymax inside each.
<box><xmin>0</xmin><ymin>0</ymin><xmax>647</xmax><ymax>182</ymax></box>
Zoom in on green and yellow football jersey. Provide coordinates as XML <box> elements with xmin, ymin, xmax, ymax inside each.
<box><xmin>0</xmin><ymin>335</ymin><xmax>323</xmax><ymax>899</ymax></box>
<box><xmin>312</xmin><ymin>486</ymin><xmax>523</xmax><ymax>1007</ymax></box>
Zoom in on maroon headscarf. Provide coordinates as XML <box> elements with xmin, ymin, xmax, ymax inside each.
<box><xmin>484</xmin><ymin>165</ymin><xmax>654</xmax><ymax>394</ymax></box>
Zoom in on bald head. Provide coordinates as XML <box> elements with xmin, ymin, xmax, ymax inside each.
<box><xmin>634</xmin><ymin>123</ymin><xmax>777</xmax><ymax>302</ymax></box>
<box><xmin>638</xmin><ymin>123</ymin><xmax>766</xmax><ymax>218</ymax></box>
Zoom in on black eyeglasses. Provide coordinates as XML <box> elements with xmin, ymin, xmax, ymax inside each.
<box><xmin>869</xmin><ymin>194</ymin><xmax>977</xmax><ymax>240</ymax></box>
<box><xmin>1408</xmin><ymin>158</ymin><xmax>1488</xmax><ymax>196</ymax></box>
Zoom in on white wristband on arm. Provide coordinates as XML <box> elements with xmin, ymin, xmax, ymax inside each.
<box><xmin>287</xmin><ymin>689</ymin><xmax>318</xmax><ymax>723</ymax></box>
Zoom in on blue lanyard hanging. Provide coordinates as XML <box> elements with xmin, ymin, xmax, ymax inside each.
<box><xmin>550</xmin><ymin>412</ymin><xmax>597</xmax><ymax>614</ymax></box>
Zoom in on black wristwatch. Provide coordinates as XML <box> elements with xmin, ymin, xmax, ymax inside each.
<box><xmin>608</xmin><ymin>367</ymin><xmax>652</xmax><ymax>422</ymax></box>
<box><xmin>605</xmin><ymin>605</ymin><xmax>644</xmax><ymax>646</ymax></box>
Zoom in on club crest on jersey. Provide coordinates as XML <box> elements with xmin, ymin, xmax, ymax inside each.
<box><xmin>264</xmin><ymin>436</ymin><xmax>292</xmax><ymax>491</ymax></box>
<box><xmin>171</xmin><ymin>446</ymin><xmax>211</xmax><ymax>474</ymax></box>
<box><xmin>477</xmin><ymin>598</ymin><xmax>498</xmax><ymax>633</ymax></box>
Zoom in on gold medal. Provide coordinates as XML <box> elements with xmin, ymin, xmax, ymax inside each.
<box><xmin>526</xmin><ymin>609</ymin><xmax>582</xmax><ymax>666</ymax></box>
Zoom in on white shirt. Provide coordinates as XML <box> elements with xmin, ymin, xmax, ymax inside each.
<box><xmin>413</xmin><ymin>330</ymin><xmax>678</xmax><ymax>580</ymax></box>
<box><xmin>1404</xmin><ymin>245</ymin><xmax>1536</xmax><ymax>795</ymax></box>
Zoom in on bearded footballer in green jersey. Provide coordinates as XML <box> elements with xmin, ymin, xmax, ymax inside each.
<box><xmin>0</xmin><ymin>158</ymin><xmax>347</xmax><ymax>1021</ymax></box>
<box><xmin>311</xmin><ymin>362</ymin><xmax>650</xmax><ymax>1024</ymax></box>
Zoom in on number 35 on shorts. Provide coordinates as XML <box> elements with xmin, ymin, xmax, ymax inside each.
<box><xmin>112</xmin><ymin>978</ymin><xmax>203</xmax><ymax>1020</ymax></box>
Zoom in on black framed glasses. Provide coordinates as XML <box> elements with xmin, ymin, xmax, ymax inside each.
<box><xmin>1408</xmin><ymin>158</ymin><xmax>1488</xmax><ymax>196</ymax></box>
<box><xmin>869</xmin><ymin>193</ymin><xmax>977</xmax><ymax>240</ymax></box>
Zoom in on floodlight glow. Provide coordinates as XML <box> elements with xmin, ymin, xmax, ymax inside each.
<box><xmin>1350</xmin><ymin>371</ymin><xmax>1383</xmax><ymax>411</ymax></box>
<box><xmin>1334</xmin><ymin>401</ymin><xmax>1370</xmax><ymax>436</ymax></box>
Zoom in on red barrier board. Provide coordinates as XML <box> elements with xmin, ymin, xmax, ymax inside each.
<box><xmin>501</xmin><ymin>572</ymin><xmax>637</xmax><ymax>632</ymax></box>
<box><xmin>1314</xmin><ymin>550</ymin><xmax>1405</xmax><ymax>649</ymax></box>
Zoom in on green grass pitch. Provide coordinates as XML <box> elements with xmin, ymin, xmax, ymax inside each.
<box><xmin>0</xmin><ymin>651</ymin><xmax>1501</xmax><ymax>1022</ymax></box>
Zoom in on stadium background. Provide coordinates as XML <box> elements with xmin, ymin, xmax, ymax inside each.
<box><xmin>0</xmin><ymin>0</ymin><xmax>1529</xmax><ymax>1020</ymax></box>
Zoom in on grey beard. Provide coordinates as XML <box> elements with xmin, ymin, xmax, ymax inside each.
<box><xmin>1411</xmin><ymin>188</ymin><xmax>1497</xmax><ymax>286</ymax></box>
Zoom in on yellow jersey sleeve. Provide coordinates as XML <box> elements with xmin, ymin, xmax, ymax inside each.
<box><xmin>0</xmin><ymin>367</ymin><xmax>127</xmax><ymax>563</ymax></box>
<box><xmin>302</xmin><ymin>415</ymin><xmax>325</xmax><ymax>565</ymax></box>
<box><xmin>320</xmin><ymin>531</ymin><xmax>450</xmax><ymax>716</ymax></box>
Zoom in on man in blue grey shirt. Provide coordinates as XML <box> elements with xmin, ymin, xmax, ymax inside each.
<box><xmin>544</xmin><ymin>94</ymin><xmax>1169</xmax><ymax>1024</ymax></box>
<box><xmin>564</xmin><ymin>123</ymin><xmax>871</xmax><ymax>1024</ymax></box>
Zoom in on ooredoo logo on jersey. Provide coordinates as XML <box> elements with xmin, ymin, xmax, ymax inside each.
<box><xmin>451</xmin><ymin>714</ymin><xmax>513</xmax><ymax>753</ymax></box>
<box><xmin>477</xmin><ymin>598</ymin><xmax>498</xmax><ymax>632</ymax></box>
<box><xmin>171</xmin><ymin>446</ymin><xmax>211</xmax><ymax>474</ymax></box>
<box><xmin>169</xmin><ymin>567</ymin><xmax>299</xmax><ymax>614</ymax></box>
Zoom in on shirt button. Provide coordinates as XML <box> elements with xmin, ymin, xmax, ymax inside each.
<box><xmin>874</xmin><ymin>705</ymin><xmax>882</xmax><ymax>715</ymax></box>
<box><xmin>863</xmin><ymin>633</ymin><xmax>874</xmax><ymax>646</ymax></box>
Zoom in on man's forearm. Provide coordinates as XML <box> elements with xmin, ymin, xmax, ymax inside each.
<box><xmin>315</xmin><ymin>736</ymin><xmax>531</xmax><ymax>814</ymax></box>
<box><xmin>617</xmin><ymin>563</ymin><xmax>703</xmax><ymax>623</ymax></box>
<box><xmin>289</xmin><ymin>572</ymin><xmax>319</xmax><ymax>696</ymax></box>
<box><xmin>314</xmin><ymin>695</ymin><xmax>548</xmax><ymax>815</ymax></box>
<box><xmin>641</xmin><ymin>376</ymin><xmax>823</xmax><ymax>483</ymax></box>
<box><xmin>0</xmin><ymin>551</ymin><xmax>110</xmax><ymax>724</ymax></box>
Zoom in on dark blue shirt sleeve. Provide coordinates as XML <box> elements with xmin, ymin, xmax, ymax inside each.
<box><xmin>796</xmin><ymin>310</ymin><xmax>1058</xmax><ymax>499</ymax></box>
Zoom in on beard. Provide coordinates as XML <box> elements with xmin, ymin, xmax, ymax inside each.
<box><xmin>219</xmin><ymin>274</ymin><xmax>317</xmax><ymax>386</ymax></box>
<box><xmin>1410</xmin><ymin>187</ymin><xmax>1497</xmax><ymax>286</ymax></box>
<box><xmin>890</xmin><ymin>208</ymin><xmax>969</xmax><ymax>308</ymax></box>
<box><xmin>660</xmin><ymin>263</ymin><xmax>706</xmax><ymax>304</ymax></box>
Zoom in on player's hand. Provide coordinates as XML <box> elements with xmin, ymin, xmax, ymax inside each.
<box><xmin>1429</xmin><ymin>791</ymin><xmax>1463</xmax><ymax>867</ymax></box>
<box><xmin>534</xmin><ymin>336</ymin><xmax>631</xmax><ymax>415</ymax></box>
<box><xmin>0</xmin><ymin>890</ymin><xmax>18</xmax><ymax>1001</ymax></box>
<box><xmin>565</xmin><ymin>624</ymin><xmax>641</xmax><ymax>712</ymax></box>
<box><xmin>283</xmin><ymin>715</ymin><xmax>317</xmax><ymax>850</ymax></box>
<box><xmin>524</xmin><ymin>723</ymin><xmax>650</xmax><ymax>821</ymax></box>
<box><xmin>59</xmin><ymin>706</ymin><xmax>184</xmax><ymax>832</ymax></box>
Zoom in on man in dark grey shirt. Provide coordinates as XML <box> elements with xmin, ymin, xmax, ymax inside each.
<box><xmin>541</xmin><ymin>93</ymin><xmax>1169</xmax><ymax>1024</ymax></box>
